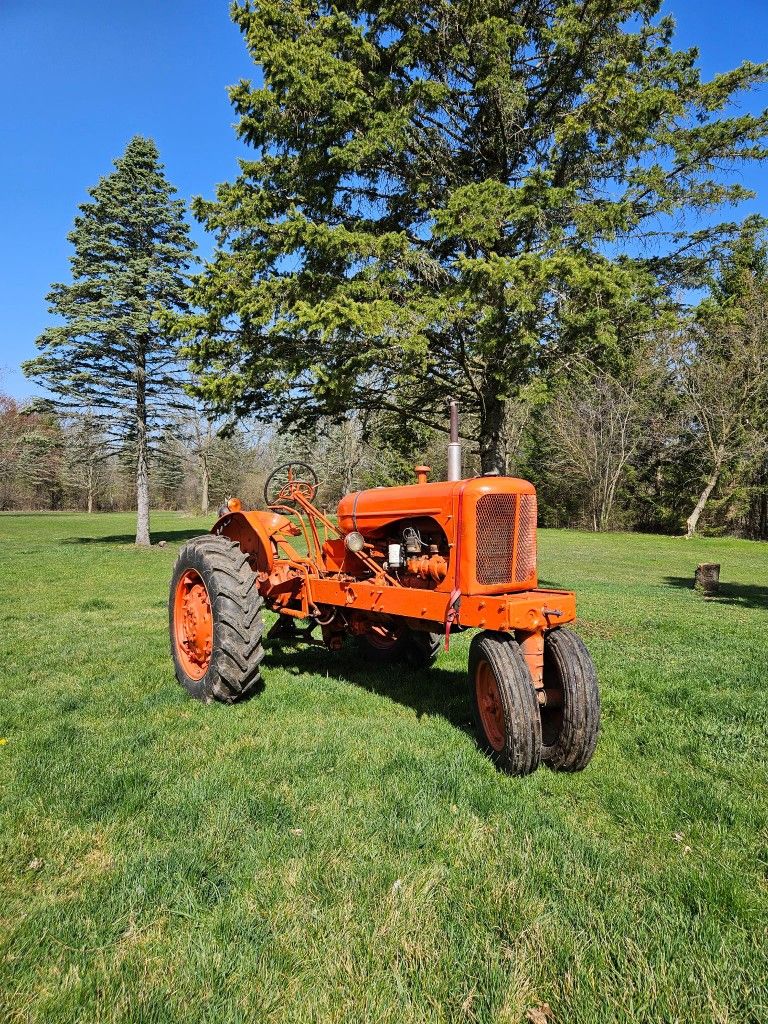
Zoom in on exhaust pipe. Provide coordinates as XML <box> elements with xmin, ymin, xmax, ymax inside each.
<box><xmin>447</xmin><ymin>398</ymin><xmax>462</xmax><ymax>481</ymax></box>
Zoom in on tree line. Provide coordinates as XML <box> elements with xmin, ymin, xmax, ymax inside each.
<box><xmin>15</xmin><ymin>1</ymin><xmax>768</xmax><ymax>543</ymax></box>
<box><xmin>8</xmin><ymin>236</ymin><xmax>768</xmax><ymax>541</ymax></box>
<box><xmin>0</xmin><ymin>395</ymin><xmax>259</xmax><ymax>516</ymax></box>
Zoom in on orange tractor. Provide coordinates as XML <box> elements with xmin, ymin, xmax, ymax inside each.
<box><xmin>169</xmin><ymin>405</ymin><xmax>599</xmax><ymax>775</ymax></box>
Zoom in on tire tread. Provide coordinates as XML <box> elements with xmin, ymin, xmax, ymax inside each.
<box><xmin>169</xmin><ymin>535</ymin><xmax>265</xmax><ymax>704</ymax></box>
<box><xmin>542</xmin><ymin>628</ymin><xmax>600</xmax><ymax>772</ymax></box>
<box><xmin>469</xmin><ymin>632</ymin><xmax>542</xmax><ymax>776</ymax></box>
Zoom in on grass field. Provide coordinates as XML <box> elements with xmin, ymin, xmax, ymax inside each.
<box><xmin>0</xmin><ymin>512</ymin><xmax>766</xmax><ymax>1024</ymax></box>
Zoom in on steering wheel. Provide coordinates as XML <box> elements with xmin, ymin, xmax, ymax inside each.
<box><xmin>263</xmin><ymin>462</ymin><xmax>319</xmax><ymax>507</ymax></box>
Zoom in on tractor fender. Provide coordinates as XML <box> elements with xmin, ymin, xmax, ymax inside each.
<box><xmin>212</xmin><ymin>510</ymin><xmax>293</xmax><ymax>575</ymax></box>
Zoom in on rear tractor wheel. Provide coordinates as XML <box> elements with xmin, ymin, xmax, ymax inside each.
<box><xmin>539</xmin><ymin>628</ymin><xmax>600</xmax><ymax>771</ymax></box>
<box><xmin>469</xmin><ymin>631</ymin><xmax>542</xmax><ymax>776</ymax></box>
<box><xmin>170</xmin><ymin>535</ymin><xmax>265</xmax><ymax>703</ymax></box>
<box><xmin>357</xmin><ymin>625</ymin><xmax>441</xmax><ymax>669</ymax></box>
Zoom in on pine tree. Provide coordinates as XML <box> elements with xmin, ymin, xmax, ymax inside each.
<box><xmin>177</xmin><ymin>1</ymin><xmax>768</xmax><ymax>472</ymax></box>
<box><xmin>24</xmin><ymin>136</ymin><xmax>194</xmax><ymax>543</ymax></box>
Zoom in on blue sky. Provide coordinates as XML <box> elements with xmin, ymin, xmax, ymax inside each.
<box><xmin>1</xmin><ymin>0</ymin><xmax>767</xmax><ymax>400</ymax></box>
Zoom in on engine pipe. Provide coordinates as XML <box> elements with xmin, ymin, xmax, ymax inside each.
<box><xmin>447</xmin><ymin>398</ymin><xmax>462</xmax><ymax>481</ymax></box>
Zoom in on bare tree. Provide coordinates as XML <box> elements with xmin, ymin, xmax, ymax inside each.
<box><xmin>678</xmin><ymin>275</ymin><xmax>768</xmax><ymax>537</ymax></box>
<box><xmin>543</xmin><ymin>358</ymin><xmax>659</xmax><ymax>531</ymax></box>
<box><xmin>499</xmin><ymin>385</ymin><xmax>545</xmax><ymax>477</ymax></box>
<box><xmin>161</xmin><ymin>408</ymin><xmax>272</xmax><ymax>513</ymax></box>
<box><xmin>180</xmin><ymin>411</ymin><xmax>217</xmax><ymax>514</ymax></box>
<box><xmin>61</xmin><ymin>414</ymin><xmax>112</xmax><ymax>512</ymax></box>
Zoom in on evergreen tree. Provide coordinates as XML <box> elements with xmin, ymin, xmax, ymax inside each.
<box><xmin>24</xmin><ymin>136</ymin><xmax>194</xmax><ymax>543</ymax></box>
<box><xmin>177</xmin><ymin>1</ymin><xmax>767</xmax><ymax>471</ymax></box>
<box><xmin>16</xmin><ymin>424</ymin><xmax>64</xmax><ymax>509</ymax></box>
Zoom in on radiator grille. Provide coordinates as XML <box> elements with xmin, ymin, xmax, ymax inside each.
<box><xmin>476</xmin><ymin>494</ymin><xmax>517</xmax><ymax>585</ymax></box>
<box><xmin>475</xmin><ymin>492</ymin><xmax>537</xmax><ymax>586</ymax></box>
<box><xmin>515</xmin><ymin>493</ymin><xmax>537</xmax><ymax>582</ymax></box>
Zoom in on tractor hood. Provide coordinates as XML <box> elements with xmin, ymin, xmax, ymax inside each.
<box><xmin>337</xmin><ymin>476</ymin><xmax>535</xmax><ymax>537</ymax></box>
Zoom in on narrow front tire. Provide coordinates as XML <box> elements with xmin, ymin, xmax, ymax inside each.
<box><xmin>469</xmin><ymin>631</ymin><xmax>542</xmax><ymax>776</ymax></box>
<box><xmin>540</xmin><ymin>628</ymin><xmax>600</xmax><ymax>771</ymax></box>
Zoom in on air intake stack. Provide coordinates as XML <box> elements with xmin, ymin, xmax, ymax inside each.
<box><xmin>447</xmin><ymin>399</ymin><xmax>462</xmax><ymax>481</ymax></box>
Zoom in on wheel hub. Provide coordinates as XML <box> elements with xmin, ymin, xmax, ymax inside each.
<box><xmin>174</xmin><ymin>569</ymin><xmax>213</xmax><ymax>678</ymax></box>
<box><xmin>476</xmin><ymin>660</ymin><xmax>505</xmax><ymax>751</ymax></box>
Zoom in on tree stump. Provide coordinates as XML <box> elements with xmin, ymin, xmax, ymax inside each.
<box><xmin>695</xmin><ymin>563</ymin><xmax>720</xmax><ymax>598</ymax></box>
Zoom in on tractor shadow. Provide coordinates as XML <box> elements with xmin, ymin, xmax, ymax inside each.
<box><xmin>267</xmin><ymin>642</ymin><xmax>475</xmax><ymax>734</ymax></box>
<box><xmin>664</xmin><ymin>576</ymin><xmax>768</xmax><ymax>611</ymax></box>
<box><xmin>61</xmin><ymin>529</ymin><xmax>205</xmax><ymax>546</ymax></box>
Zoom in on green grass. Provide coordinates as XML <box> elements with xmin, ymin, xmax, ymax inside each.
<box><xmin>0</xmin><ymin>512</ymin><xmax>766</xmax><ymax>1024</ymax></box>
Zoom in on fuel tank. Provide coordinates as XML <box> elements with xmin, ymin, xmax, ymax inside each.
<box><xmin>338</xmin><ymin>479</ymin><xmax>458</xmax><ymax>535</ymax></box>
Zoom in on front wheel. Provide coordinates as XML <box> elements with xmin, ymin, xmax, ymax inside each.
<box><xmin>540</xmin><ymin>628</ymin><xmax>600</xmax><ymax>771</ymax></box>
<box><xmin>170</xmin><ymin>535</ymin><xmax>265</xmax><ymax>703</ymax></box>
<box><xmin>469</xmin><ymin>632</ymin><xmax>542</xmax><ymax>776</ymax></box>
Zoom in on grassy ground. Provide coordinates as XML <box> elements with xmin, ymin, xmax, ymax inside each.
<box><xmin>0</xmin><ymin>512</ymin><xmax>766</xmax><ymax>1024</ymax></box>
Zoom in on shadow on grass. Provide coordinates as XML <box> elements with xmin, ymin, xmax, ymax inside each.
<box><xmin>267</xmin><ymin>641</ymin><xmax>475</xmax><ymax>734</ymax></box>
<box><xmin>61</xmin><ymin>529</ymin><xmax>205</xmax><ymax>546</ymax></box>
<box><xmin>664</xmin><ymin>576</ymin><xmax>768</xmax><ymax>611</ymax></box>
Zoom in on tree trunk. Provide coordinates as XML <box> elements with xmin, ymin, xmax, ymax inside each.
<box><xmin>200</xmin><ymin>455</ymin><xmax>210</xmax><ymax>515</ymax></box>
<box><xmin>685</xmin><ymin>461</ymin><xmax>722</xmax><ymax>539</ymax></box>
<box><xmin>86</xmin><ymin>461</ymin><xmax>94</xmax><ymax>515</ymax></box>
<box><xmin>479</xmin><ymin>391</ymin><xmax>507</xmax><ymax>474</ymax></box>
<box><xmin>135</xmin><ymin>357</ymin><xmax>151</xmax><ymax>546</ymax></box>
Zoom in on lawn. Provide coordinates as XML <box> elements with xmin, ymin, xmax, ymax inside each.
<box><xmin>0</xmin><ymin>511</ymin><xmax>766</xmax><ymax>1024</ymax></box>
